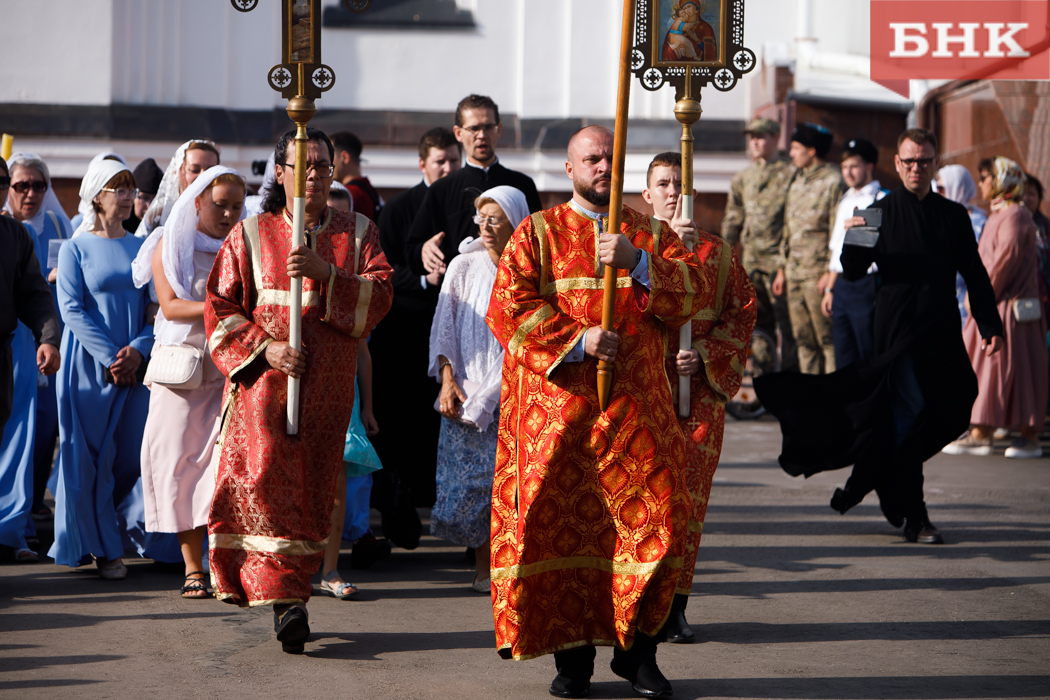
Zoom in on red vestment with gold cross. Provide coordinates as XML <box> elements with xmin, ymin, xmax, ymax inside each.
<box><xmin>485</xmin><ymin>202</ymin><xmax>707</xmax><ymax>660</ymax></box>
<box><xmin>664</xmin><ymin>231</ymin><xmax>756</xmax><ymax>595</ymax></box>
<box><xmin>204</xmin><ymin>210</ymin><xmax>392</xmax><ymax>607</ymax></box>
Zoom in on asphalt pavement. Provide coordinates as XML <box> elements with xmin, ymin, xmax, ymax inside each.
<box><xmin>1</xmin><ymin>417</ymin><xmax>1047</xmax><ymax>699</ymax></box>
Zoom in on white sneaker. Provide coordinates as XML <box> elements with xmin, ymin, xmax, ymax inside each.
<box><xmin>993</xmin><ymin>428</ymin><xmax>1010</xmax><ymax>440</ymax></box>
<box><xmin>1004</xmin><ymin>438</ymin><xmax>1043</xmax><ymax>459</ymax></box>
<box><xmin>942</xmin><ymin>434</ymin><xmax>993</xmax><ymax>456</ymax></box>
<box><xmin>471</xmin><ymin>576</ymin><xmax>491</xmax><ymax>593</ymax></box>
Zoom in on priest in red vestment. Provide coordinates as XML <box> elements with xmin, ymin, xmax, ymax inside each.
<box><xmin>204</xmin><ymin>128</ymin><xmax>392</xmax><ymax>654</ymax></box>
<box><xmin>486</xmin><ymin>126</ymin><xmax>707</xmax><ymax>699</ymax></box>
<box><xmin>643</xmin><ymin>152</ymin><xmax>756</xmax><ymax>644</ymax></box>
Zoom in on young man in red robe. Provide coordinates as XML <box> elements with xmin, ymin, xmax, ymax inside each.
<box><xmin>486</xmin><ymin>126</ymin><xmax>707</xmax><ymax>699</ymax></box>
<box><xmin>204</xmin><ymin>128</ymin><xmax>393</xmax><ymax>654</ymax></box>
<box><xmin>643</xmin><ymin>152</ymin><xmax>757</xmax><ymax>643</ymax></box>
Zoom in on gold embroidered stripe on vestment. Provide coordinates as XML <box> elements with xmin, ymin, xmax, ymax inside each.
<box><xmin>210</xmin><ymin>532</ymin><xmax>329</xmax><ymax>556</ymax></box>
<box><xmin>490</xmin><ymin>555</ymin><xmax>682</xmax><ymax>581</ymax></box>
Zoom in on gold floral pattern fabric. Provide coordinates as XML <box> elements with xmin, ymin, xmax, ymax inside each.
<box><xmin>486</xmin><ymin>203</ymin><xmax>707</xmax><ymax>660</ymax></box>
<box><xmin>204</xmin><ymin>210</ymin><xmax>392</xmax><ymax>607</ymax></box>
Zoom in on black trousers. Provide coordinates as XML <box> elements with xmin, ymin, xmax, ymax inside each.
<box><xmin>553</xmin><ymin>633</ymin><xmax>661</xmax><ymax>678</ymax></box>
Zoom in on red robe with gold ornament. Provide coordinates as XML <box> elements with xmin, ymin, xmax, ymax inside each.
<box><xmin>204</xmin><ymin>210</ymin><xmax>392</xmax><ymax>607</ymax></box>
<box><xmin>485</xmin><ymin>202</ymin><xmax>707</xmax><ymax>660</ymax></box>
<box><xmin>664</xmin><ymin>230</ymin><xmax>756</xmax><ymax>595</ymax></box>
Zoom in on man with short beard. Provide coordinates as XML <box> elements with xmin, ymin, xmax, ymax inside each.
<box><xmin>485</xmin><ymin>126</ymin><xmax>706</xmax><ymax>699</ymax></box>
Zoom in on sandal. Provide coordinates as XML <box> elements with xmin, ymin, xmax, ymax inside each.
<box><xmin>320</xmin><ymin>571</ymin><xmax>359</xmax><ymax>599</ymax></box>
<box><xmin>180</xmin><ymin>571</ymin><xmax>211</xmax><ymax>599</ymax></box>
<box><xmin>15</xmin><ymin>548</ymin><xmax>39</xmax><ymax>563</ymax></box>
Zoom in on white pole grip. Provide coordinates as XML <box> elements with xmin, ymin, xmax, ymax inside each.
<box><xmin>287</xmin><ymin>195</ymin><xmax>306</xmax><ymax>435</ymax></box>
<box><xmin>678</xmin><ymin>193</ymin><xmax>694</xmax><ymax>419</ymax></box>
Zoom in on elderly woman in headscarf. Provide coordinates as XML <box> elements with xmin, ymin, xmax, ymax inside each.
<box><xmin>427</xmin><ymin>185</ymin><xmax>529</xmax><ymax>593</ymax></box>
<box><xmin>1</xmin><ymin>153</ymin><xmax>74</xmax><ymax>523</ymax></box>
<box><xmin>48</xmin><ymin>158</ymin><xmax>177</xmax><ymax>579</ymax></box>
<box><xmin>937</xmin><ymin>164</ymin><xmax>988</xmax><ymax>327</ymax></box>
<box><xmin>131</xmin><ymin>165</ymin><xmax>246</xmax><ymax>597</ymax></box>
<box><xmin>135</xmin><ymin>140</ymin><xmax>220</xmax><ymax>237</ymax></box>
<box><xmin>69</xmin><ymin>152</ymin><xmax>128</xmax><ymax>232</ymax></box>
<box><xmin>943</xmin><ymin>158</ymin><xmax>1048</xmax><ymax>460</ymax></box>
<box><xmin>0</xmin><ymin>155</ymin><xmax>61</xmax><ymax>564</ymax></box>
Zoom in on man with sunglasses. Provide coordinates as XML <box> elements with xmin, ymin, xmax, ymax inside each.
<box><xmin>756</xmin><ymin>128</ymin><xmax>1004</xmax><ymax>546</ymax></box>
<box><xmin>405</xmin><ymin>94</ymin><xmax>542</xmax><ymax>285</ymax></box>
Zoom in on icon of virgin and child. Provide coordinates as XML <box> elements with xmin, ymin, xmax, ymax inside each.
<box><xmin>661</xmin><ymin>0</ymin><xmax>718</xmax><ymax>62</ymax></box>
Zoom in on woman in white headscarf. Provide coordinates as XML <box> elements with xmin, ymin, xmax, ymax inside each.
<box><xmin>938</xmin><ymin>164</ymin><xmax>989</xmax><ymax>326</ymax></box>
<box><xmin>49</xmin><ymin>158</ymin><xmax>179</xmax><ymax>579</ymax></box>
<box><xmin>0</xmin><ymin>152</ymin><xmax>74</xmax><ymax>523</ymax></box>
<box><xmin>135</xmin><ymin>140</ymin><xmax>220</xmax><ymax>237</ymax></box>
<box><xmin>69</xmin><ymin>152</ymin><xmax>128</xmax><ymax>232</ymax></box>
<box><xmin>133</xmin><ymin>165</ymin><xmax>246</xmax><ymax>598</ymax></box>
<box><xmin>427</xmin><ymin>185</ymin><xmax>528</xmax><ymax>593</ymax></box>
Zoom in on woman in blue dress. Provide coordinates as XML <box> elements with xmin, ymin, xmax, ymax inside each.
<box><xmin>2</xmin><ymin>153</ymin><xmax>74</xmax><ymax>522</ymax></box>
<box><xmin>48</xmin><ymin>159</ymin><xmax>176</xmax><ymax>579</ymax></box>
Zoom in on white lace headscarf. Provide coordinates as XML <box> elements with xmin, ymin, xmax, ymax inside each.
<box><xmin>72</xmin><ymin>159</ymin><xmax>132</xmax><ymax>237</ymax></box>
<box><xmin>76</xmin><ymin>152</ymin><xmax>128</xmax><ymax>223</ymax></box>
<box><xmin>135</xmin><ymin>139</ymin><xmax>218</xmax><ymax>238</ymax></box>
<box><xmin>132</xmin><ymin>166</ymin><xmax>246</xmax><ymax>346</ymax></box>
<box><xmin>243</xmin><ymin>151</ymin><xmax>276</xmax><ymax>217</ymax></box>
<box><xmin>2</xmin><ymin>152</ymin><xmax>73</xmax><ymax>237</ymax></box>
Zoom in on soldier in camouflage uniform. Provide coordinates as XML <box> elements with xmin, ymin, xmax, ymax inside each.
<box><xmin>722</xmin><ymin>118</ymin><xmax>798</xmax><ymax>373</ymax></box>
<box><xmin>773</xmin><ymin>122</ymin><xmax>845</xmax><ymax>374</ymax></box>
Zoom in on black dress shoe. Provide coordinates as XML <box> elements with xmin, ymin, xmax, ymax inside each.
<box><xmin>350</xmin><ymin>532</ymin><xmax>392</xmax><ymax>570</ymax></box>
<box><xmin>274</xmin><ymin>606</ymin><xmax>310</xmax><ymax>654</ymax></box>
<box><xmin>549</xmin><ymin>674</ymin><xmax>590</xmax><ymax>698</ymax></box>
<box><xmin>662</xmin><ymin>610</ymin><xmax>695</xmax><ymax>644</ymax></box>
<box><xmin>903</xmin><ymin>519</ymin><xmax>944</xmax><ymax>544</ymax></box>
<box><xmin>610</xmin><ymin>658</ymin><xmax>674</xmax><ymax>699</ymax></box>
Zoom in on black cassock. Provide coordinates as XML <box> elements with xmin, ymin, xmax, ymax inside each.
<box><xmin>755</xmin><ymin>188</ymin><xmax>1003</xmax><ymax>522</ymax></box>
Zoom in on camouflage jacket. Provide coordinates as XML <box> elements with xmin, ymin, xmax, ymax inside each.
<box><xmin>721</xmin><ymin>156</ymin><xmax>795</xmax><ymax>274</ymax></box>
<box><xmin>782</xmin><ymin>162</ymin><xmax>845</xmax><ymax>278</ymax></box>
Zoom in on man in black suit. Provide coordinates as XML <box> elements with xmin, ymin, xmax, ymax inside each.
<box><xmin>405</xmin><ymin>94</ymin><xmax>542</xmax><ymax>277</ymax></box>
<box><xmin>369</xmin><ymin>128</ymin><xmax>462</xmax><ymax>527</ymax></box>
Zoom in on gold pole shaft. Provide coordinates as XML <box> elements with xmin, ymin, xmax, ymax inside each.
<box><xmin>597</xmin><ymin>0</ymin><xmax>637</xmax><ymax>413</ymax></box>
<box><xmin>674</xmin><ymin>75</ymin><xmax>702</xmax><ymax>418</ymax></box>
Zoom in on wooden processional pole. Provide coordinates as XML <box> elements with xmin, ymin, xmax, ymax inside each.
<box><xmin>597</xmin><ymin>0</ymin><xmax>638</xmax><ymax>413</ymax></box>
<box><xmin>232</xmin><ymin>0</ymin><xmax>369</xmax><ymax>435</ymax></box>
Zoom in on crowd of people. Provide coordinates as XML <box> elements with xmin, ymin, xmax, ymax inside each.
<box><xmin>0</xmin><ymin>91</ymin><xmax>1046</xmax><ymax>698</ymax></box>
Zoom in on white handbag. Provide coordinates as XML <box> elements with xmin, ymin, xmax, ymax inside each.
<box><xmin>144</xmin><ymin>344</ymin><xmax>205</xmax><ymax>390</ymax></box>
<box><xmin>1012</xmin><ymin>297</ymin><xmax>1041</xmax><ymax>323</ymax></box>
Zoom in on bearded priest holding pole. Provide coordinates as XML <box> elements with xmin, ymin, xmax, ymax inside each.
<box><xmin>486</xmin><ymin>27</ymin><xmax>708</xmax><ymax>687</ymax></box>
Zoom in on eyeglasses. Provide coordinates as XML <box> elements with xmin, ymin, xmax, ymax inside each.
<box><xmin>100</xmin><ymin>187</ymin><xmax>139</xmax><ymax>199</ymax></box>
<box><xmin>0</xmin><ymin>176</ymin><xmax>9</xmax><ymax>190</ymax></box>
<box><xmin>279</xmin><ymin>162</ymin><xmax>335</xmax><ymax>178</ymax></box>
<box><xmin>899</xmin><ymin>157</ymin><xmax>934</xmax><ymax>170</ymax></box>
<box><xmin>460</xmin><ymin>123</ymin><xmax>499</xmax><ymax>135</ymax></box>
<box><xmin>11</xmin><ymin>180</ymin><xmax>47</xmax><ymax>194</ymax></box>
<box><xmin>135</xmin><ymin>191</ymin><xmax>154</xmax><ymax>203</ymax></box>
<box><xmin>473</xmin><ymin>214</ymin><xmax>508</xmax><ymax>228</ymax></box>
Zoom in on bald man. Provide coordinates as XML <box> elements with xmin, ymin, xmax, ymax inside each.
<box><xmin>485</xmin><ymin>126</ymin><xmax>706</xmax><ymax>699</ymax></box>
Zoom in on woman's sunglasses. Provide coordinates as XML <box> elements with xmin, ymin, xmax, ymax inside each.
<box><xmin>11</xmin><ymin>180</ymin><xmax>47</xmax><ymax>194</ymax></box>
<box><xmin>0</xmin><ymin>176</ymin><xmax>10</xmax><ymax>190</ymax></box>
